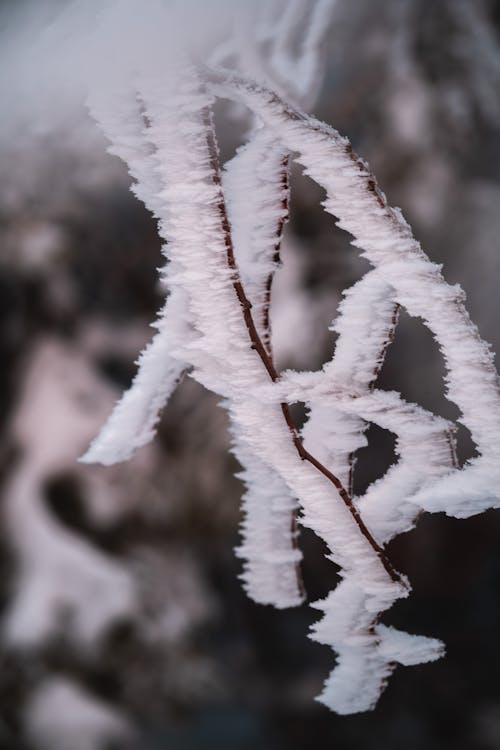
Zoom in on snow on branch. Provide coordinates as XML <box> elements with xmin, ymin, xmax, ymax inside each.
<box><xmin>223</xmin><ymin>128</ymin><xmax>305</xmax><ymax>605</ymax></box>
<box><xmin>78</xmin><ymin>2</ymin><xmax>500</xmax><ymax>716</ymax></box>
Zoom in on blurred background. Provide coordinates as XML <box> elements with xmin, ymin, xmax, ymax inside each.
<box><xmin>2</xmin><ymin>0</ymin><xmax>500</xmax><ymax>748</ymax></box>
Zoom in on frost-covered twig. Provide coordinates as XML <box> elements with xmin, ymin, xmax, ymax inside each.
<box><xmin>205</xmin><ymin>104</ymin><xmax>401</xmax><ymax>585</ymax></box>
<box><xmin>81</xmin><ymin>82</ymin><xmax>192</xmax><ymax>465</ymax></box>
<box><xmin>222</xmin><ymin>130</ymin><xmax>303</xmax><ymax>602</ymax></box>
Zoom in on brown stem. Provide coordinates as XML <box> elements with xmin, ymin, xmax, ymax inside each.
<box><xmin>447</xmin><ymin>427</ymin><xmax>459</xmax><ymax>469</ymax></box>
<box><xmin>369</xmin><ymin>303</ymin><xmax>401</xmax><ymax>391</ymax></box>
<box><xmin>347</xmin><ymin>451</ymin><xmax>356</xmax><ymax>497</ymax></box>
<box><xmin>261</xmin><ymin>153</ymin><xmax>302</xmax><ymax>588</ymax></box>
<box><xmin>339</xmin><ymin>302</ymin><xmax>400</xmax><ymax>503</ymax></box>
<box><xmin>202</xmin><ymin>107</ymin><xmax>402</xmax><ymax>587</ymax></box>
<box><xmin>262</xmin><ymin>155</ymin><xmax>289</xmax><ymax>358</ymax></box>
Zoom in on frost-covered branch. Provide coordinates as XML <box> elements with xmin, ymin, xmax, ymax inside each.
<box><xmin>221</xmin><ymin>129</ymin><xmax>304</xmax><ymax>602</ymax></box>
<box><xmin>75</xmin><ymin>0</ymin><xmax>500</xmax><ymax>717</ymax></box>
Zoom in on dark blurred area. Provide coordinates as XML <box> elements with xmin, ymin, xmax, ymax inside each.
<box><xmin>2</xmin><ymin>0</ymin><xmax>500</xmax><ymax>748</ymax></box>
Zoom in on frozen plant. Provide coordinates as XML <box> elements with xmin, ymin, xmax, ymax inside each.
<box><xmin>71</xmin><ymin>0</ymin><xmax>500</xmax><ymax>715</ymax></box>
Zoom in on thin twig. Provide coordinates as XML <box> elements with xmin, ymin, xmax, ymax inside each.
<box><xmin>447</xmin><ymin>427</ymin><xmax>459</xmax><ymax>469</ymax></box>
<box><xmin>203</xmin><ymin>110</ymin><xmax>305</xmax><ymax>598</ymax></box>
<box><xmin>347</xmin><ymin>451</ymin><xmax>356</xmax><ymax>497</ymax></box>
<box><xmin>262</xmin><ymin>154</ymin><xmax>289</xmax><ymax>358</ymax></box>
<box><xmin>368</xmin><ymin>303</ymin><xmax>401</xmax><ymax>391</ymax></box>
<box><xmin>260</xmin><ymin>151</ymin><xmax>302</xmax><ymax>591</ymax></box>
<box><xmin>203</xmin><ymin>106</ymin><xmax>403</xmax><ymax>587</ymax></box>
<box><xmin>340</xmin><ymin>302</ymin><xmax>400</xmax><ymax>499</ymax></box>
